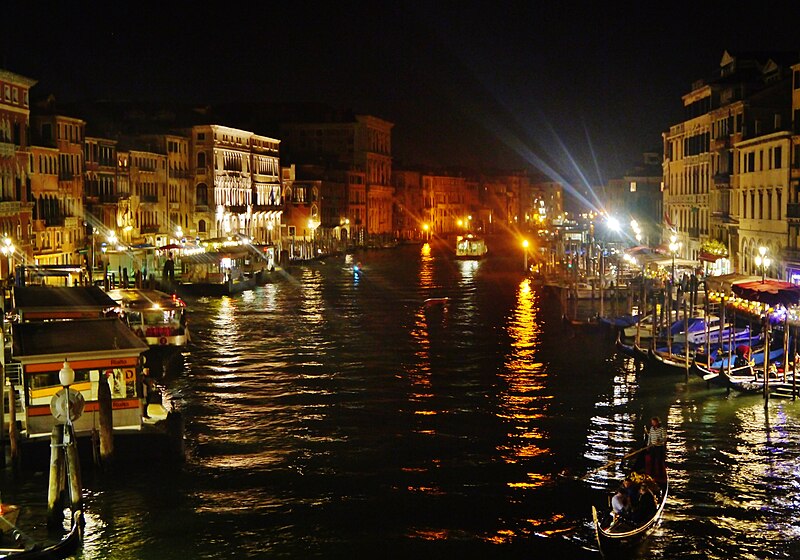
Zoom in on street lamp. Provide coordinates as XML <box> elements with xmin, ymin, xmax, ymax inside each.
<box><xmin>668</xmin><ymin>234</ymin><xmax>681</xmax><ymax>283</ymax></box>
<box><xmin>1</xmin><ymin>235</ymin><xmax>14</xmax><ymax>281</ymax></box>
<box><xmin>755</xmin><ymin>246</ymin><xmax>771</xmax><ymax>283</ymax></box>
<box><xmin>422</xmin><ymin>223</ymin><xmax>430</xmax><ymax>241</ymax></box>
<box><xmin>522</xmin><ymin>239</ymin><xmax>529</xmax><ymax>272</ymax></box>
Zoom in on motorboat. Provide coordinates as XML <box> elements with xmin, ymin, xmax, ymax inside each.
<box><xmin>107</xmin><ymin>288</ymin><xmax>190</xmax><ymax>349</ymax></box>
<box><xmin>671</xmin><ymin>315</ymin><xmax>751</xmax><ymax>346</ymax></box>
<box><xmin>455</xmin><ymin>234</ymin><xmax>488</xmax><ymax>259</ymax></box>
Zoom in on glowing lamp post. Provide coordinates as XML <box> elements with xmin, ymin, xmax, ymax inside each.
<box><xmin>57</xmin><ymin>358</ymin><xmax>75</xmax><ymax>427</ymax></box>
<box><xmin>1</xmin><ymin>235</ymin><xmax>14</xmax><ymax>281</ymax></box>
<box><xmin>422</xmin><ymin>223</ymin><xmax>430</xmax><ymax>241</ymax></box>
<box><xmin>522</xmin><ymin>239</ymin><xmax>529</xmax><ymax>272</ymax></box>
<box><xmin>59</xmin><ymin>359</ymin><xmax>75</xmax><ymax>387</ymax></box>
<box><xmin>668</xmin><ymin>234</ymin><xmax>681</xmax><ymax>284</ymax></box>
<box><xmin>755</xmin><ymin>246</ymin><xmax>771</xmax><ymax>284</ymax></box>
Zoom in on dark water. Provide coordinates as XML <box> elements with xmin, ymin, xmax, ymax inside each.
<box><xmin>6</xmin><ymin>238</ymin><xmax>800</xmax><ymax>559</ymax></box>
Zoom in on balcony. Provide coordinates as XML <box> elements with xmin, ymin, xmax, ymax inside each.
<box><xmin>0</xmin><ymin>141</ymin><xmax>16</xmax><ymax>157</ymax></box>
<box><xmin>140</xmin><ymin>225</ymin><xmax>160</xmax><ymax>234</ymax></box>
<box><xmin>712</xmin><ymin>172</ymin><xmax>731</xmax><ymax>186</ymax></box>
<box><xmin>783</xmin><ymin>247</ymin><xmax>800</xmax><ymax>264</ymax></box>
<box><xmin>711</xmin><ymin>137</ymin><xmax>730</xmax><ymax>151</ymax></box>
<box><xmin>252</xmin><ymin>202</ymin><xmax>282</xmax><ymax>212</ymax></box>
<box><xmin>140</xmin><ymin>194</ymin><xmax>158</xmax><ymax>203</ymax></box>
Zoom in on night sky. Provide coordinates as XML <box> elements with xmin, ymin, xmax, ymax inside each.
<box><xmin>4</xmin><ymin>2</ymin><xmax>800</xmax><ymax>193</ymax></box>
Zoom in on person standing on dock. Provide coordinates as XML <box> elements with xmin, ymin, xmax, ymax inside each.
<box><xmin>644</xmin><ymin>416</ymin><xmax>667</xmax><ymax>484</ymax></box>
<box><xmin>163</xmin><ymin>252</ymin><xmax>176</xmax><ymax>285</ymax></box>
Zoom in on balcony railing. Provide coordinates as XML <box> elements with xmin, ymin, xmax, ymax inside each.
<box><xmin>0</xmin><ymin>141</ymin><xmax>16</xmax><ymax>157</ymax></box>
<box><xmin>140</xmin><ymin>225</ymin><xmax>160</xmax><ymax>233</ymax></box>
<box><xmin>712</xmin><ymin>172</ymin><xmax>731</xmax><ymax>186</ymax></box>
<box><xmin>783</xmin><ymin>247</ymin><xmax>800</xmax><ymax>263</ymax></box>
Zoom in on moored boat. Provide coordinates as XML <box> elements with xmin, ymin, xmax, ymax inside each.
<box><xmin>3</xmin><ymin>510</ymin><xmax>83</xmax><ymax>559</ymax></box>
<box><xmin>107</xmin><ymin>288</ymin><xmax>190</xmax><ymax>349</ymax></box>
<box><xmin>692</xmin><ymin>348</ymin><xmax>790</xmax><ymax>394</ymax></box>
<box><xmin>615</xmin><ymin>334</ymin><xmax>649</xmax><ymax>362</ymax></box>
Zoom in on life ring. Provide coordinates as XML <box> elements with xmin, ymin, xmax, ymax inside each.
<box><xmin>159</xmin><ymin>336</ymin><xmax>168</xmax><ymax>345</ymax></box>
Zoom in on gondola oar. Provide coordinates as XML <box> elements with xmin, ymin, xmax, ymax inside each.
<box><xmin>574</xmin><ymin>446</ymin><xmax>653</xmax><ymax>481</ymax></box>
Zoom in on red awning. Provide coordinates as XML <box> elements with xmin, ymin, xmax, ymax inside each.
<box><xmin>699</xmin><ymin>251</ymin><xmax>726</xmax><ymax>262</ymax></box>
<box><xmin>731</xmin><ymin>280</ymin><xmax>800</xmax><ymax>306</ymax></box>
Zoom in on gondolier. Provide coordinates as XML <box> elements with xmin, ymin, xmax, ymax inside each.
<box><xmin>644</xmin><ymin>416</ymin><xmax>667</xmax><ymax>484</ymax></box>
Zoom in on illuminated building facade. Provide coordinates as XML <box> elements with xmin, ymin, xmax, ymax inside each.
<box><xmin>189</xmin><ymin>124</ymin><xmax>281</xmax><ymax>244</ymax></box>
<box><xmin>279</xmin><ymin>114</ymin><xmax>394</xmax><ymax>243</ymax></box>
<box><xmin>29</xmin><ymin>112</ymin><xmax>85</xmax><ymax>267</ymax></box>
<box><xmin>785</xmin><ymin>62</ymin><xmax>800</xmax><ymax>284</ymax></box>
<box><xmin>735</xmin><ymin>131</ymin><xmax>790</xmax><ymax>278</ymax></box>
<box><xmin>664</xmin><ymin>51</ymin><xmax>796</xmax><ymax>271</ymax></box>
<box><xmin>422</xmin><ymin>173</ymin><xmax>467</xmax><ymax>234</ymax></box>
<box><xmin>0</xmin><ymin>69</ymin><xmax>35</xmax><ymax>276</ymax></box>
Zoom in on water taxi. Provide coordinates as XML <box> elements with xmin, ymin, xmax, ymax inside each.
<box><xmin>8</xmin><ymin>317</ymin><xmax>150</xmax><ymax>438</ymax></box>
<box><xmin>106</xmin><ymin>288</ymin><xmax>190</xmax><ymax>349</ymax></box>
<box><xmin>455</xmin><ymin>234</ymin><xmax>488</xmax><ymax>259</ymax></box>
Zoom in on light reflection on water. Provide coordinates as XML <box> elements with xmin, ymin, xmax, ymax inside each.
<box><xmin>10</xmin><ymin>242</ymin><xmax>800</xmax><ymax>559</ymax></box>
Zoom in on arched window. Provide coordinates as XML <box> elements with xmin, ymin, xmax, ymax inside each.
<box><xmin>198</xmin><ymin>219</ymin><xmax>206</xmax><ymax>233</ymax></box>
<box><xmin>196</xmin><ymin>183</ymin><xmax>208</xmax><ymax>206</ymax></box>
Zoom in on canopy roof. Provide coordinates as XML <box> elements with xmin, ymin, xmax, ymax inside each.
<box><xmin>731</xmin><ymin>279</ymin><xmax>800</xmax><ymax>306</ymax></box>
<box><xmin>12</xmin><ymin>317</ymin><xmax>148</xmax><ymax>363</ymax></box>
<box><xmin>12</xmin><ymin>286</ymin><xmax>116</xmax><ymax>313</ymax></box>
<box><xmin>704</xmin><ymin>273</ymin><xmax>762</xmax><ymax>293</ymax></box>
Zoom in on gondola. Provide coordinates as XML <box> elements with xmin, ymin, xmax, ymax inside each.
<box><xmin>592</xmin><ymin>472</ymin><xmax>668</xmax><ymax>557</ymax></box>
<box><xmin>2</xmin><ymin>510</ymin><xmax>82</xmax><ymax>559</ymax></box>
<box><xmin>648</xmin><ymin>346</ymin><xmax>692</xmax><ymax>374</ymax></box>
<box><xmin>615</xmin><ymin>334</ymin><xmax>648</xmax><ymax>362</ymax></box>
<box><xmin>691</xmin><ymin>353</ymin><xmax>793</xmax><ymax>395</ymax></box>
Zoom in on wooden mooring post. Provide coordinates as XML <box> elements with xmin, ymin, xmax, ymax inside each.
<box><xmin>8</xmin><ymin>384</ymin><xmax>19</xmax><ymax>465</ymax></box>
<box><xmin>47</xmin><ymin>422</ymin><xmax>83</xmax><ymax>527</ymax></box>
<box><xmin>98</xmin><ymin>376</ymin><xmax>114</xmax><ymax>464</ymax></box>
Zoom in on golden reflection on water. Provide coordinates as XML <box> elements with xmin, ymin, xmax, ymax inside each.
<box><xmin>498</xmin><ymin>279</ymin><xmax>549</xmax><ymax>495</ymax></box>
<box><xmin>457</xmin><ymin>258</ymin><xmax>479</xmax><ymax>285</ymax></box>
<box><xmin>298</xmin><ymin>268</ymin><xmax>324</xmax><ymax>325</ymax></box>
<box><xmin>407</xmin><ymin>243</ymin><xmax>438</xmax><ymax>408</ymax></box>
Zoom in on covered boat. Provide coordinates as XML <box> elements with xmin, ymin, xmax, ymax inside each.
<box><xmin>592</xmin><ymin>471</ymin><xmax>668</xmax><ymax>557</ymax></box>
<box><xmin>106</xmin><ymin>288</ymin><xmax>190</xmax><ymax>349</ymax></box>
<box><xmin>454</xmin><ymin>234</ymin><xmax>487</xmax><ymax>259</ymax></box>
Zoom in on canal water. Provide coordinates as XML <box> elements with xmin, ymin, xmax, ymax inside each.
<box><xmin>5</xmin><ymin>236</ymin><xmax>800</xmax><ymax>559</ymax></box>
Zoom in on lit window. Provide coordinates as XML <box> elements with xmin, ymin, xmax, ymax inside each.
<box><xmin>630</xmin><ymin>181</ymin><xmax>637</xmax><ymax>192</ymax></box>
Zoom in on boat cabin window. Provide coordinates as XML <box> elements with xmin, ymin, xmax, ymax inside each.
<box><xmin>27</xmin><ymin>367</ymin><xmax>139</xmax><ymax>405</ymax></box>
<box><xmin>125</xmin><ymin>311</ymin><xmax>143</xmax><ymax>325</ymax></box>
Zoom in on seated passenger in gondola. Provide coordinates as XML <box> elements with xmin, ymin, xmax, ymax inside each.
<box><xmin>631</xmin><ymin>484</ymin><xmax>657</xmax><ymax>524</ymax></box>
<box><xmin>611</xmin><ymin>489</ymin><xmax>628</xmax><ymax>517</ymax></box>
<box><xmin>733</xmin><ymin>345</ymin><xmax>752</xmax><ymax>370</ymax></box>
